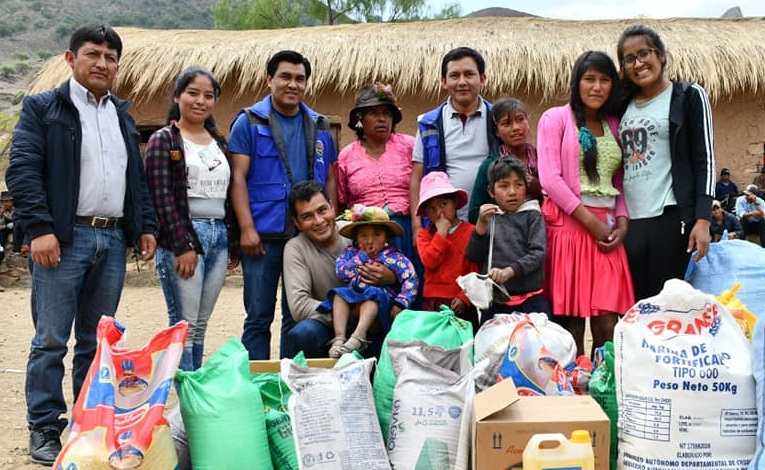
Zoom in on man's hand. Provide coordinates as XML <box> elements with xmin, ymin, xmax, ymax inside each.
<box><xmin>240</xmin><ymin>227</ymin><xmax>265</xmax><ymax>257</ymax></box>
<box><xmin>139</xmin><ymin>234</ymin><xmax>156</xmax><ymax>261</ymax></box>
<box><xmin>30</xmin><ymin>233</ymin><xmax>60</xmax><ymax>268</ymax></box>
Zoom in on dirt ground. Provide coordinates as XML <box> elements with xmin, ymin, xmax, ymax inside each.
<box><xmin>0</xmin><ymin>260</ymin><xmax>281</xmax><ymax>469</ymax></box>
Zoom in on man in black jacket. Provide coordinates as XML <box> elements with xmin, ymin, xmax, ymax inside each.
<box><xmin>5</xmin><ymin>24</ymin><xmax>156</xmax><ymax>465</ymax></box>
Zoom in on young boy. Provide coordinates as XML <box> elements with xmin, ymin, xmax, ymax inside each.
<box><xmin>466</xmin><ymin>158</ymin><xmax>550</xmax><ymax>323</ymax></box>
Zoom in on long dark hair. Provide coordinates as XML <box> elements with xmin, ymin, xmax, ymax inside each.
<box><xmin>569</xmin><ymin>51</ymin><xmax>620</xmax><ymax>183</ymax></box>
<box><xmin>167</xmin><ymin>66</ymin><xmax>222</xmax><ymax>138</ymax></box>
<box><xmin>617</xmin><ymin>25</ymin><xmax>668</xmax><ymax>106</ymax></box>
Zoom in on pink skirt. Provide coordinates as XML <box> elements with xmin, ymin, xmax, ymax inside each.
<box><xmin>542</xmin><ymin>199</ymin><xmax>635</xmax><ymax>318</ymax></box>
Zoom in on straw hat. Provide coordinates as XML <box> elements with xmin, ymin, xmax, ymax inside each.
<box><xmin>338</xmin><ymin>204</ymin><xmax>404</xmax><ymax>239</ymax></box>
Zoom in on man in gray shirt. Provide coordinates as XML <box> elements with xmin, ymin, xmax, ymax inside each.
<box><xmin>6</xmin><ymin>24</ymin><xmax>156</xmax><ymax>465</ymax></box>
<box><xmin>282</xmin><ymin>181</ymin><xmax>394</xmax><ymax>357</ymax></box>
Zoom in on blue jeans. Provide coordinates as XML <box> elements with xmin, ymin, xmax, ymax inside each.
<box><xmin>26</xmin><ymin>224</ymin><xmax>126</xmax><ymax>429</ymax></box>
<box><xmin>241</xmin><ymin>239</ymin><xmax>291</xmax><ymax>360</ymax></box>
<box><xmin>284</xmin><ymin>318</ymin><xmax>334</xmax><ymax>358</ymax></box>
<box><xmin>156</xmin><ymin>219</ymin><xmax>228</xmax><ymax>371</ymax></box>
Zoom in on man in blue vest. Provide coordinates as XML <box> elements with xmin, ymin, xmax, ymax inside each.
<box><xmin>409</xmin><ymin>47</ymin><xmax>497</xmax><ymax>234</ymax></box>
<box><xmin>229</xmin><ymin>50</ymin><xmax>338</xmax><ymax>360</ymax></box>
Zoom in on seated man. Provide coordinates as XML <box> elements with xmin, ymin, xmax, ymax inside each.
<box><xmin>715</xmin><ymin>168</ymin><xmax>738</xmax><ymax>204</ymax></box>
<box><xmin>710</xmin><ymin>200</ymin><xmax>743</xmax><ymax>242</ymax></box>
<box><xmin>753</xmin><ymin>166</ymin><xmax>765</xmax><ymax>196</ymax></box>
<box><xmin>735</xmin><ymin>185</ymin><xmax>765</xmax><ymax>247</ymax></box>
<box><xmin>281</xmin><ymin>180</ymin><xmax>395</xmax><ymax>358</ymax></box>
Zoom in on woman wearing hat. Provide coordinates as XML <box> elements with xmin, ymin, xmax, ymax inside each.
<box><xmin>319</xmin><ymin>204</ymin><xmax>418</xmax><ymax>357</ymax></box>
<box><xmin>335</xmin><ymin>83</ymin><xmax>417</xmax><ymax>264</ymax></box>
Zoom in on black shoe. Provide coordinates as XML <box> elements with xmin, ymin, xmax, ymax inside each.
<box><xmin>29</xmin><ymin>427</ymin><xmax>62</xmax><ymax>466</ymax></box>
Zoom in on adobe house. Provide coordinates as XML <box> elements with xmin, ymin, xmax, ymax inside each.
<box><xmin>29</xmin><ymin>17</ymin><xmax>765</xmax><ymax>186</ymax></box>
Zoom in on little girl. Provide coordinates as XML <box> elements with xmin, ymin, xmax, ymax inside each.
<box><xmin>467</xmin><ymin>158</ymin><xmax>550</xmax><ymax>323</ymax></box>
<box><xmin>320</xmin><ymin>205</ymin><xmax>418</xmax><ymax>358</ymax></box>
<box><xmin>416</xmin><ymin>171</ymin><xmax>481</xmax><ymax>330</ymax></box>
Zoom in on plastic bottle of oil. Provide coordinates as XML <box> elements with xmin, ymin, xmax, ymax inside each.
<box><xmin>522</xmin><ymin>430</ymin><xmax>594</xmax><ymax>470</ymax></box>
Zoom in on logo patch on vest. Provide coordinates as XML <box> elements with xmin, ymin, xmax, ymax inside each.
<box><xmin>315</xmin><ymin>140</ymin><xmax>325</xmax><ymax>165</ymax></box>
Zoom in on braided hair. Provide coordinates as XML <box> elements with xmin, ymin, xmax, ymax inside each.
<box><xmin>569</xmin><ymin>51</ymin><xmax>620</xmax><ymax>184</ymax></box>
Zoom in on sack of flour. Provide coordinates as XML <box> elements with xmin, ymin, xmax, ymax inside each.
<box><xmin>386</xmin><ymin>340</ymin><xmax>474</xmax><ymax>470</ymax></box>
<box><xmin>282</xmin><ymin>357</ymin><xmax>391</xmax><ymax>470</ymax></box>
<box><xmin>615</xmin><ymin>279</ymin><xmax>756</xmax><ymax>470</ymax></box>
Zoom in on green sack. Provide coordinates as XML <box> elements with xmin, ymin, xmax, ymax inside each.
<box><xmin>373</xmin><ymin>305</ymin><xmax>474</xmax><ymax>441</ymax></box>
<box><xmin>589</xmin><ymin>341</ymin><xmax>617</xmax><ymax>470</ymax></box>
<box><xmin>251</xmin><ymin>372</ymin><xmax>296</xmax><ymax>470</ymax></box>
<box><xmin>176</xmin><ymin>338</ymin><xmax>272</xmax><ymax>470</ymax></box>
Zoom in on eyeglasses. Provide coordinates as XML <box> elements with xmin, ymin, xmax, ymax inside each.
<box><xmin>622</xmin><ymin>48</ymin><xmax>657</xmax><ymax>67</ymax></box>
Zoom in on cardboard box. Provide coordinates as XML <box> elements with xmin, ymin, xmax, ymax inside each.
<box><xmin>249</xmin><ymin>358</ymin><xmax>336</xmax><ymax>374</ymax></box>
<box><xmin>473</xmin><ymin>379</ymin><xmax>610</xmax><ymax>470</ymax></box>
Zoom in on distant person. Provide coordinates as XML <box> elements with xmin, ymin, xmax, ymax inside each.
<box><xmin>0</xmin><ymin>191</ymin><xmax>13</xmax><ymax>262</ymax></box>
<box><xmin>617</xmin><ymin>24</ymin><xmax>714</xmax><ymax>301</ymax></box>
<box><xmin>710</xmin><ymin>200</ymin><xmax>743</xmax><ymax>242</ymax></box>
<box><xmin>5</xmin><ymin>25</ymin><xmax>157</xmax><ymax>465</ymax></box>
<box><xmin>735</xmin><ymin>184</ymin><xmax>765</xmax><ymax>246</ymax></box>
<box><xmin>715</xmin><ymin>168</ymin><xmax>738</xmax><ymax>205</ymax></box>
<box><xmin>145</xmin><ymin>66</ymin><xmax>240</xmax><ymax>371</ymax></box>
<box><xmin>752</xmin><ymin>166</ymin><xmax>765</xmax><ymax>196</ymax></box>
<box><xmin>409</xmin><ymin>46</ymin><xmax>498</xmax><ymax>235</ymax></box>
<box><xmin>228</xmin><ymin>50</ymin><xmax>338</xmax><ymax>360</ymax></box>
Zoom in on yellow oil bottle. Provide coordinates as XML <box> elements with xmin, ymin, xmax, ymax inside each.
<box><xmin>522</xmin><ymin>430</ymin><xmax>595</xmax><ymax>470</ymax></box>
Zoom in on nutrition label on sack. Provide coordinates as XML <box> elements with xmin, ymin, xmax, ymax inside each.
<box><xmin>622</xmin><ymin>394</ymin><xmax>672</xmax><ymax>442</ymax></box>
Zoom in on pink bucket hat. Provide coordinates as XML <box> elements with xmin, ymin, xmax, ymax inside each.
<box><xmin>416</xmin><ymin>171</ymin><xmax>468</xmax><ymax>217</ymax></box>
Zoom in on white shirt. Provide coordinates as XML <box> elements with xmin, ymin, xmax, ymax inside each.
<box><xmin>184</xmin><ymin>139</ymin><xmax>230</xmax><ymax>219</ymax></box>
<box><xmin>69</xmin><ymin>78</ymin><xmax>128</xmax><ymax>218</ymax></box>
<box><xmin>413</xmin><ymin>98</ymin><xmax>490</xmax><ymax>219</ymax></box>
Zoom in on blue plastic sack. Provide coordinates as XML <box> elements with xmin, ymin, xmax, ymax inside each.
<box><xmin>685</xmin><ymin>239</ymin><xmax>765</xmax><ymax>317</ymax></box>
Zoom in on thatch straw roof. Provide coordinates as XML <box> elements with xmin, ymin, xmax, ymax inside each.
<box><xmin>29</xmin><ymin>16</ymin><xmax>765</xmax><ymax>103</ymax></box>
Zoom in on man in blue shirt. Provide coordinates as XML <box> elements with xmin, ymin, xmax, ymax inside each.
<box><xmin>229</xmin><ymin>50</ymin><xmax>337</xmax><ymax>360</ymax></box>
<box><xmin>735</xmin><ymin>184</ymin><xmax>765</xmax><ymax>247</ymax></box>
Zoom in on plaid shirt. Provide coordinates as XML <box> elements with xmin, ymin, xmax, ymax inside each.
<box><xmin>145</xmin><ymin>122</ymin><xmax>239</xmax><ymax>258</ymax></box>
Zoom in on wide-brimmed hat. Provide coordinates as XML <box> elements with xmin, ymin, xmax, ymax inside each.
<box><xmin>416</xmin><ymin>171</ymin><xmax>468</xmax><ymax>217</ymax></box>
<box><xmin>0</xmin><ymin>191</ymin><xmax>12</xmax><ymax>201</ymax></box>
<box><xmin>338</xmin><ymin>204</ymin><xmax>404</xmax><ymax>239</ymax></box>
<box><xmin>347</xmin><ymin>82</ymin><xmax>403</xmax><ymax>130</ymax></box>
<box><xmin>744</xmin><ymin>184</ymin><xmax>759</xmax><ymax>196</ymax></box>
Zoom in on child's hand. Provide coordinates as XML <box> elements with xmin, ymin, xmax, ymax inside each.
<box><xmin>489</xmin><ymin>266</ymin><xmax>514</xmax><ymax>284</ymax></box>
<box><xmin>390</xmin><ymin>305</ymin><xmax>403</xmax><ymax>319</ymax></box>
<box><xmin>434</xmin><ymin>214</ymin><xmax>451</xmax><ymax>236</ymax></box>
<box><xmin>475</xmin><ymin>204</ymin><xmax>501</xmax><ymax>235</ymax></box>
<box><xmin>450</xmin><ymin>298</ymin><xmax>467</xmax><ymax>316</ymax></box>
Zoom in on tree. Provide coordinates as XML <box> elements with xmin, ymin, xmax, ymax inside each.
<box><xmin>357</xmin><ymin>0</ymin><xmax>459</xmax><ymax>22</ymax></box>
<box><xmin>213</xmin><ymin>0</ymin><xmax>301</xmax><ymax>29</ymax></box>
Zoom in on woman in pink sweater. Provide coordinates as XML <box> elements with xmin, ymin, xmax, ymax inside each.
<box><xmin>537</xmin><ymin>51</ymin><xmax>635</xmax><ymax>356</ymax></box>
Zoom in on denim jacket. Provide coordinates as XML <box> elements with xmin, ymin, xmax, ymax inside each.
<box><xmin>6</xmin><ymin>81</ymin><xmax>156</xmax><ymax>247</ymax></box>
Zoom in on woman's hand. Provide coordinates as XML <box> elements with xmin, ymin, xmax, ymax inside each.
<box><xmin>596</xmin><ymin>216</ymin><xmax>628</xmax><ymax>253</ymax></box>
<box><xmin>175</xmin><ymin>250</ymin><xmax>198</xmax><ymax>280</ymax></box>
<box><xmin>688</xmin><ymin>219</ymin><xmax>711</xmax><ymax>263</ymax></box>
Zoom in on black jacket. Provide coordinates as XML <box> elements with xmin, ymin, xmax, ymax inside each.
<box><xmin>668</xmin><ymin>81</ymin><xmax>716</xmax><ymax>227</ymax></box>
<box><xmin>6</xmin><ymin>80</ymin><xmax>156</xmax><ymax>247</ymax></box>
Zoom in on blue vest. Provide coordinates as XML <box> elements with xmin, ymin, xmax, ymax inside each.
<box><xmin>240</xmin><ymin>97</ymin><xmax>335</xmax><ymax>239</ymax></box>
<box><xmin>417</xmin><ymin>98</ymin><xmax>497</xmax><ymax>176</ymax></box>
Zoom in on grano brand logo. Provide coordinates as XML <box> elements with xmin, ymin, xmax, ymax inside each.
<box><xmin>622</xmin><ymin>303</ymin><xmax>721</xmax><ymax>337</ymax></box>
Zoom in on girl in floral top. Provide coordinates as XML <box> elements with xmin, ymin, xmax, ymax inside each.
<box><xmin>319</xmin><ymin>205</ymin><xmax>418</xmax><ymax>357</ymax></box>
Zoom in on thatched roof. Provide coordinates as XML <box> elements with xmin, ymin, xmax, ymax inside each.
<box><xmin>29</xmin><ymin>16</ymin><xmax>765</xmax><ymax>103</ymax></box>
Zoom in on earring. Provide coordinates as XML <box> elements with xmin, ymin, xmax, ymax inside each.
<box><xmin>355</xmin><ymin>119</ymin><xmax>363</xmax><ymax>129</ymax></box>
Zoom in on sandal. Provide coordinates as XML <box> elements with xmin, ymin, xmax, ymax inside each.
<box><xmin>342</xmin><ymin>335</ymin><xmax>370</xmax><ymax>355</ymax></box>
<box><xmin>328</xmin><ymin>336</ymin><xmax>347</xmax><ymax>359</ymax></box>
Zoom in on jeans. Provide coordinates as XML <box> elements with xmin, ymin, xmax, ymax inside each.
<box><xmin>241</xmin><ymin>239</ymin><xmax>291</xmax><ymax>360</ymax></box>
<box><xmin>283</xmin><ymin>318</ymin><xmax>384</xmax><ymax>359</ymax></box>
<box><xmin>26</xmin><ymin>224</ymin><xmax>126</xmax><ymax>429</ymax></box>
<box><xmin>156</xmin><ymin>219</ymin><xmax>228</xmax><ymax>371</ymax></box>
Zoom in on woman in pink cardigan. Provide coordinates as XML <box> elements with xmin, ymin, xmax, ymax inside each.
<box><xmin>537</xmin><ymin>51</ymin><xmax>635</xmax><ymax>356</ymax></box>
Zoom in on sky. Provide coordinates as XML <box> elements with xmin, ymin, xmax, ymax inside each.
<box><xmin>439</xmin><ymin>0</ymin><xmax>765</xmax><ymax>20</ymax></box>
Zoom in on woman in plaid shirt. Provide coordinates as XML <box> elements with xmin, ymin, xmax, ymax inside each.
<box><xmin>145</xmin><ymin>66</ymin><xmax>239</xmax><ymax>371</ymax></box>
